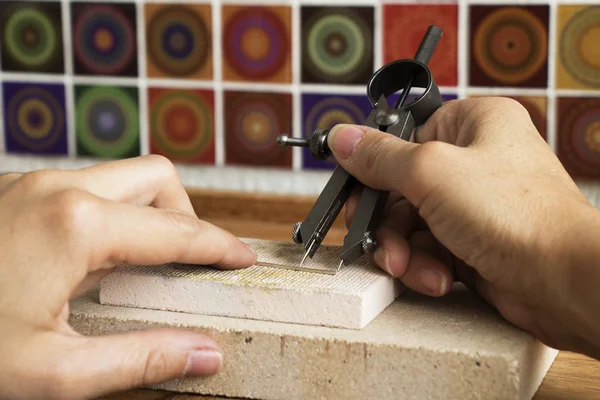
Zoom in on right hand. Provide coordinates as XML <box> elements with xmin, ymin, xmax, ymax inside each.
<box><xmin>327</xmin><ymin>97</ymin><xmax>600</xmax><ymax>359</ymax></box>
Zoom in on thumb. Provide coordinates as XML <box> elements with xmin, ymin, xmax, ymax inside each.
<box><xmin>327</xmin><ymin>124</ymin><xmax>459</xmax><ymax>208</ymax></box>
<box><xmin>36</xmin><ymin>329</ymin><xmax>223</xmax><ymax>399</ymax></box>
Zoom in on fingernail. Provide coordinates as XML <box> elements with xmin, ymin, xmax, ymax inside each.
<box><xmin>241</xmin><ymin>240</ymin><xmax>255</xmax><ymax>255</ymax></box>
<box><xmin>243</xmin><ymin>241</ymin><xmax>255</xmax><ymax>253</ymax></box>
<box><xmin>184</xmin><ymin>350</ymin><xmax>223</xmax><ymax>376</ymax></box>
<box><xmin>329</xmin><ymin>125</ymin><xmax>366</xmax><ymax>159</ymax></box>
<box><xmin>374</xmin><ymin>248</ymin><xmax>393</xmax><ymax>276</ymax></box>
<box><xmin>419</xmin><ymin>269</ymin><xmax>445</xmax><ymax>295</ymax></box>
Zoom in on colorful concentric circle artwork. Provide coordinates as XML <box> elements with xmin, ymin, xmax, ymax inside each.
<box><xmin>222</xmin><ymin>5</ymin><xmax>291</xmax><ymax>83</ymax></box>
<box><xmin>302</xmin><ymin>94</ymin><xmax>372</xmax><ymax>170</ymax></box>
<box><xmin>146</xmin><ymin>4</ymin><xmax>212</xmax><ymax>79</ymax></box>
<box><xmin>224</xmin><ymin>91</ymin><xmax>292</xmax><ymax>168</ymax></box>
<box><xmin>0</xmin><ymin>2</ymin><xmax>64</xmax><ymax>73</ymax></box>
<box><xmin>2</xmin><ymin>82</ymin><xmax>67</xmax><ymax>154</ymax></box>
<box><xmin>148</xmin><ymin>88</ymin><xmax>215</xmax><ymax>164</ymax></box>
<box><xmin>557</xmin><ymin>5</ymin><xmax>600</xmax><ymax>90</ymax></box>
<box><xmin>0</xmin><ymin>2</ymin><xmax>596</xmax><ymax>182</ymax></box>
<box><xmin>71</xmin><ymin>3</ymin><xmax>137</xmax><ymax>76</ymax></box>
<box><xmin>301</xmin><ymin>6</ymin><xmax>374</xmax><ymax>85</ymax></box>
<box><xmin>383</xmin><ymin>4</ymin><xmax>458</xmax><ymax>87</ymax></box>
<box><xmin>470</xmin><ymin>5</ymin><xmax>549</xmax><ymax>87</ymax></box>
<box><xmin>75</xmin><ymin>85</ymin><xmax>140</xmax><ymax>159</ymax></box>
<box><xmin>557</xmin><ymin>97</ymin><xmax>600</xmax><ymax>179</ymax></box>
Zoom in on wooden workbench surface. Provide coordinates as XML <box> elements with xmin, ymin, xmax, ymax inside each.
<box><xmin>98</xmin><ymin>189</ymin><xmax>600</xmax><ymax>399</ymax></box>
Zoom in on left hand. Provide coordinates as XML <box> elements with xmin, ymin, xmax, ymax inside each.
<box><xmin>0</xmin><ymin>155</ymin><xmax>257</xmax><ymax>400</ymax></box>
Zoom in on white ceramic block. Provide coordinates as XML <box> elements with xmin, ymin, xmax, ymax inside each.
<box><xmin>99</xmin><ymin>239</ymin><xmax>404</xmax><ymax>329</ymax></box>
<box><xmin>72</xmin><ymin>284</ymin><xmax>559</xmax><ymax>400</ymax></box>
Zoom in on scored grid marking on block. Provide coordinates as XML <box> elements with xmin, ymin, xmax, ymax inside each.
<box><xmin>100</xmin><ymin>238</ymin><xmax>403</xmax><ymax>328</ymax></box>
<box><xmin>110</xmin><ymin>238</ymin><xmax>384</xmax><ymax>294</ymax></box>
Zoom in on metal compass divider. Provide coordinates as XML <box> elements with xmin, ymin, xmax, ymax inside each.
<box><xmin>277</xmin><ymin>25</ymin><xmax>445</xmax><ymax>272</ymax></box>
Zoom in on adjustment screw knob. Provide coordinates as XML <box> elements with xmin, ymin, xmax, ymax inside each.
<box><xmin>309</xmin><ymin>129</ymin><xmax>331</xmax><ymax>160</ymax></box>
<box><xmin>292</xmin><ymin>222</ymin><xmax>303</xmax><ymax>244</ymax></box>
<box><xmin>375</xmin><ymin>110</ymin><xmax>399</xmax><ymax>126</ymax></box>
<box><xmin>362</xmin><ymin>231</ymin><xmax>378</xmax><ymax>254</ymax></box>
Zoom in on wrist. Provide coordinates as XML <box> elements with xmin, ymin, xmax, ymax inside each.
<box><xmin>559</xmin><ymin>202</ymin><xmax>600</xmax><ymax>359</ymax></box>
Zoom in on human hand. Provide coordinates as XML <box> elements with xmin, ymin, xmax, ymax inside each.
<box><xmin>327</xmin><ymin>97</ymin><xmax>600</xmax><ymax>359</ymax></box>
<box><xmin>0</xmin><ymin>155</ymin><xmax>257</xmax><ymax>400</ymax></box>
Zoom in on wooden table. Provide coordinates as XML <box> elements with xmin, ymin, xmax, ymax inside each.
<box><xmin>98</xmin><ymin>189</ymin><xmax>600</xmax><ymax>399</ymax></box>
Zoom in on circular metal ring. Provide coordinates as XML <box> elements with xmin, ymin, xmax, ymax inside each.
<box><xmin>367</xmin><ymin>59</ymin><xmax>442</xmax><ymax>126</ymax></box>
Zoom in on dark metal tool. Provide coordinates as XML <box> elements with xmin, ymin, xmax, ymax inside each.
<box><xmin>277</xmin><ymin>25</ymin><xmax>445</xmax><ymax>271</ymax></box>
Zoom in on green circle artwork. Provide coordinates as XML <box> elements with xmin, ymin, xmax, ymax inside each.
<box><xmin>301</xmin><ymin>7</ymin><xmax>374</xmax><ymax>85</ymax></box>
<box><xmin>75</xmin><ymin>86</ymin><xmax>140</xmax><ymax>159</ymax></box>
<box><xmin>4</xmin><ymin>8</ymin><xmax>57</xmax><ymax>67</ymax></box>
<box><xmin>306</xmin><ymin>14</ymin><xmax>365</xmax><ymax>79</ymax></box>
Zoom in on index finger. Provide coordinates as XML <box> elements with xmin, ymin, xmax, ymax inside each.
<box><xmin>413</xmin><ymin>97</ymin><xmax>538</xmax><ymax>147</ymax></box>
<box><xmin>72</xmin><ymin>155</ymin><xmax>196</xmax><ymax>215</ymax></box>
<box><xmin>74</xmin><ymin>192</ymin><xmax>257</xmax><ymax>271</ymax></box>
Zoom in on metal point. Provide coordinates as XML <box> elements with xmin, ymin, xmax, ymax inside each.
<box><xmin>299</xmin><ymin>240</ymin><xmax>316</xmax><ymax>267</ymax></box>
<box><xmin>335</xmin><ymin>259</ymin><xmax>344</xmax><ymax>274</ymax></box>
<box><xmin>299</xmin><ymin>249</ymin><xmax>311</xmax><ymax>268</ymax></box>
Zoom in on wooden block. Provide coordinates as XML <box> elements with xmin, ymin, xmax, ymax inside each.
<box><xmin>70</xmin><ymin>285</ymin><xmax>558</xmax><ymax>400</ymax></box>
<box><xmin>99</xmin><ymin>239</ymin><xmax>404</xmax><ymax>329</ymax></box>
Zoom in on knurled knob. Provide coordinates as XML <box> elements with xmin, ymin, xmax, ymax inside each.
<box><xmin>292</xmin><ymin>222</ymin><xmax>303</xmax><ymax>244</ymax></box>
<box><xmin>309</xmin><ymin>129</ymin><xmax>331</xmax><ymax>160</ymax></box>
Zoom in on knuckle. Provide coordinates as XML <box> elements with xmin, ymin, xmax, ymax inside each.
<box><xmin>15</xmin><ymin>170</ymin><xmax>56</xmax><ymax>192</ymax></box>
<box><xmin>410</xmin><ymin>141</ymin><xmax>448</xmax><ymax>176</ymax></box>
<box><xmin>497</xmin><ymin>96</ymin><xmax>526</xmax><ymax>111</ymax></box>
<box><xmin>0</xmin><ymin>172</ymin><xmax>21</xmax><ymax>180</ymax></box>
<box><xmin>43</xmin><ymin>189</ymin><xmax>98</xmax><ymax>236</ymax></box>
<box><xmin>0</xmin><ymin>172</ymin><xmax>21</xmax><ymax>193</ymax></box>
<box><xmin>165</xmin><ymin>209</ymin><xmax>201</xmax><ymax>238</ymax></box>
<box><xmin>497</xmin><ymin>97</ymin><xmax>529</xmax><ymax>118</ymax></box>
<box><xmin>134</xmin><ymin>347</ymin><xmax>172</xmax><ymax>386</ymax></box>
<box><xmin>146</xmin><ymin>154</ymin><xmax>179</xmax><ymax>178</ymax></box>
<box><xmin>478</xmin><ymin>97</ymin><xmax>529</xmax><ymax>121</ymax></box>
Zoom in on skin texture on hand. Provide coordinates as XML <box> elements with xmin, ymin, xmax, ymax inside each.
<box><xmin>327</xmin><ymin>97</ymin><xmax>600</xmax><ymax>360</ymax></box>
<box><xmin>0</xmin><ymin>155</ymin><xmax>257</xmax><ymax>400</ymax></box>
